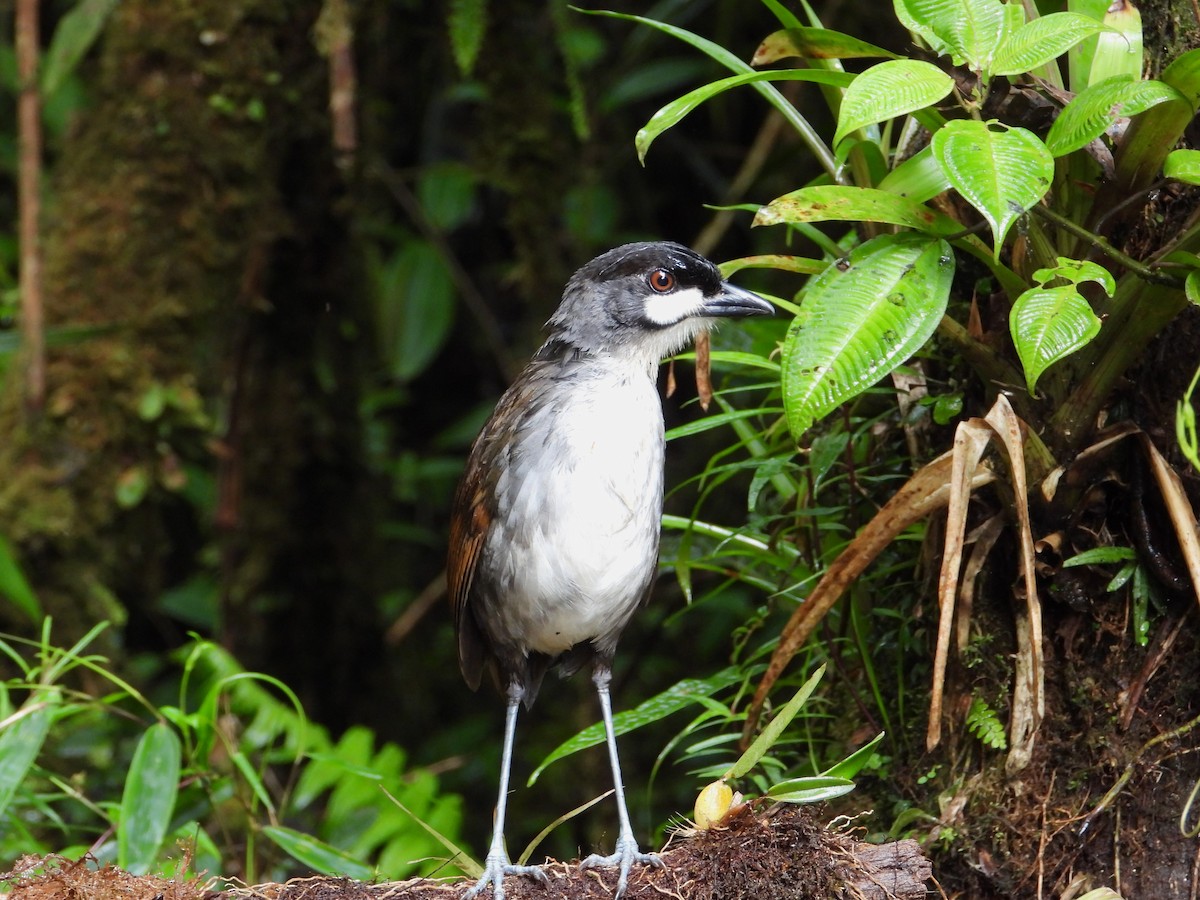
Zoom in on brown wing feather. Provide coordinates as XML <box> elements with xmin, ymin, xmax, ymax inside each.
<box><xmin>447</xmin><ymin>459</ymin><xmax>491</xmax><ymax>690</ymax></box>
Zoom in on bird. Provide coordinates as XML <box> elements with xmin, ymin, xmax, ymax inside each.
<box><xmin>447</xmin><ymin>241</ymin><xmax>774</xmax><ymax>899</ymax></box>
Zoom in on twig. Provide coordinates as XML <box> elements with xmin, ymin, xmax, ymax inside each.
<box><xmin>16</xmin><ymin>0</ymin><xmax>44</xmax><ymax>411</ymax></box>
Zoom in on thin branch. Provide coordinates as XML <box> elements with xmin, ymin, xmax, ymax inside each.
<box><xmin>374</xmin><ymin>163</ymin><xmax>517</xmax><ymax>381</ymax></box>
<box><xmin>1032</xmin><ymin>203</ymin><xmax>1184</xmax><ymax>288</ymax></box>
<box><xmin>17</xmin><ymin>0</ymin><xmax>44</xmax><ymax>411</ymax></box>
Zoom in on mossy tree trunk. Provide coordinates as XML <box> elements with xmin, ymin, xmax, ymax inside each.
<box><xmin>0</xmin><ymin>0</ymin><xmax>387</xmax><ymax>721</ymax></box>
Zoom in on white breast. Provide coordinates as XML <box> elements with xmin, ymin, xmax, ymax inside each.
<box><xmin>485</xmin><ymin>363</ymin><xmax>665</xmax><ymax>657</ymax></box>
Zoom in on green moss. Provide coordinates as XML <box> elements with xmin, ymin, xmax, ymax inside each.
<box><xmin>0</xmin><ymin>0</ymin><xmax>312</xmax><ymax>635</ymax></box>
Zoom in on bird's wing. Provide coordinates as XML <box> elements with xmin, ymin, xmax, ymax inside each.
<box><xmin>447</xmin><ymin>451</ymin><xmax>492</xmax><ymax>691</ymax></box>
<box><xmin>447</xmin><ymin>371</ymin><xmax>542</xmax><ymax>691</ymax></box>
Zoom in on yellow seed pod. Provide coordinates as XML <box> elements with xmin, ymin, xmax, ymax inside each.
<box><xmin>693</xmin><ymin>780</ymin><xmax>734</xmax><ymax>829</ymax></box>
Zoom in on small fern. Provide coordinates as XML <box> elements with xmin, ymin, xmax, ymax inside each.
<box><xmin>966</xmin><ymin>695</ymin><xmax>1007</xmax><ymax>750</ymax></box>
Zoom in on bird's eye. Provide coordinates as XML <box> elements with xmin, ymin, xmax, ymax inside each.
<box><xmin>648</xmin><ymin>269</ymin><xmax>676</xmax><ymax>293</ymax></box>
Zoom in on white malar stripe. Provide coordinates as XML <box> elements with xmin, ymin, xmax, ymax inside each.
<box><xmin>642</xmin><ymin>285</ymin><xmax>707</xmax><ymax>326</ymax></box>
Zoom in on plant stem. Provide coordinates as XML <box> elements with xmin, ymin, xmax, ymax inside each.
<box><xmin>1032</xmin><ymin>204</ymin><xmax>1184</xmax><ymax>289</ymax></box>
<box><xmin>1048</xmin><ymin>278</ymin><xmax>1187</xmax><ymax>453</ymax></box>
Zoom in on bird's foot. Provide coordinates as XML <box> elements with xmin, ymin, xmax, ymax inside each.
<box><xmin>464</xmin><ymin>850</ymin><xmax>548</xmax><ymax>900</ymax></box>
<box><xmin>580</xmin><ymin>834</ymin><xmax>663</xmax><ymax>898</ymax></box>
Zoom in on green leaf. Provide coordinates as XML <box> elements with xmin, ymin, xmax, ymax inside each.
<box><xmin>821</xmin><ymin>731</ymin><xmax>885</xmax><ymax>779</ymax></box>
<box><xmin>1188</xmin><ymin>271</ymin><xmax>1200</xmax><ymax>306</ymax></box>
<box><xmin>755</xmin><ymin>185</ymin><xmax>961</xmax><ymax>234</ymax></box>
<box><xmin>665</xmin><ymin>407</ymin><xmax>783</xmax><ymax>441</ymax></box>
<box><xmin>1131</xmin><ymin>564</ymin><xmax>1152</xmax><ymax>646</ymax></box>
<box><xmin>965</xmin><ymin>695</ymin><xmax>1007</xmax><ymax>749</ymax></box>
<box><xmin>1087</xmin><ymin>0</ymin><xmax>1142</xmax><ymax>87</ymax></box>
<box><xmin>1164</xmin><ymin>149</ymin><xmax>1200</xmax><ymax>184</ymax></box>
<box><xmin>0</xmin><ymin>535</ymin><xmax>41</xmax><ymax>622</ymax></box>
<box><xmin>1062</xmin><ymin>546</ymin><xmax>1137</xmax><ymax>567</ymax></box>
<box><xmin>638</xmin><ymin>69</ymin><xmax>853</xmax><ymax>163</ymax></box>
<box><xmin>1045</xmin><ymin>76</ymin><xmax>1184</xmax><ymax>157</ymax></box>
<box><xmin>118</xmin><ymin>722</ymin><xmax>182</xmax><ymax>874</ymax></box>
<box><xmin>263</xmin><ymin>825</ymin><xmax>376</xmax><ymax>879</ymax></box>
<box><xmin>447</xmin><ymin>0</ymin><xmax>487</xmax><ymax>76</ymax></box>
<box><xmin>765</xmin><ymin>775</ymin><xmax>856</xmax><ymax>803</ymax></box>
<box><xmin>894</xmin><ymin>0</ymin><xmax>1007</xmax><ymax>70</ymax></box>
<box><xmin>0</xmin><ymin>697</ymin><xmax>58</xmax><ymax>821</ymax></box>
<box><xmin>115</xmin><ymin>465</ymin><xmax>151</xmax><ymax>509</ymax></box>
<box><xmin>834</xmin><ymin>60</ymin><xmax>954</xmax><ymax>146</ymax></box>
<box><xmin>781</xmin><ymin>234</ymin><xmax>954</xmax><ymax>440</ymax></box>
<box><xmin>1009</xmin><ymin>284</ymin><xmax>1102</xmax><ymax>394</ymax></box>
<box><xmin>876</xmin><ymin>146</ymin><xmax>953</xmax><ymax>203</ymax></box>
<box><xmin>372</xmin><ymin>241</ymin><xmax>456</xmax><ymax>383</ymax></box>
<box><xmin>1115</xmin><ymin>49</ymin><xmax>1200</xmax><ymax>190</ymax></box>
<box><xmin>417</xmin><ymin>163</ymin><xmax>476</xmax><ymax>231</ymax></box>
<box><xmin>1177</xmin><ymin>364</ymin><xmax>1200</xmax><ymax>473</ymax></box>
<box><xmin>752</xmin><ymin>27</ymin><xmax>898</xmax><ymax>65</ymax></box>
<box><xmin>583</xmin><ymin>9</ymin><xmax>836</xmax><ymax>175</ymax></box>
<box><xmin>729</xmin><ymin>665</ymin><xmax>825</xmax><ymax>780</ymax></box>
<box><xmin>1031</xmin><ymin>257</ymin><xmax>1116</xmax><ymax>295</ymax></box>
<box><xmin>992</xmin><ymin>12</ymin><xmax>1108</xmax><ymax>77</ymax></box>
<box><xmin>931</xmin><ymin>120</ymin><xmax>1053</xmax><ymax>252</ymax></box>
<box><xmin>40</xmin><ymin>0</ymin><xmax>120</xmax><ymax>97</ymax></box>
<box><xmin>528</xmin><ymin>667</ymin><xmax>744</xmax><ymax>785</ymax></box>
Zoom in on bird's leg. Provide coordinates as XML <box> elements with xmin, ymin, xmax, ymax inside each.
<box><xmin>580</xmin><ymin>663</ymin><xmax>663</xmax><ymax>897</ymax></box>
<box><xmin>465</xmin><ymin>681</ymin><xmax>548</xmax><ymax>900</ymax></box>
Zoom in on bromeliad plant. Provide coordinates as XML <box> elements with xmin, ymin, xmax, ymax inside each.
<box><xmin>588</xmin><ymin>0</ymin><xmax>1200</xmax><ymax>767</ymax></box>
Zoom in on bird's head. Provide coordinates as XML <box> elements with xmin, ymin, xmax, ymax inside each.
<box><xmin>544</xmin><ymin>242</ymin><xmax>774</xmax><ymax>367</ymax></box>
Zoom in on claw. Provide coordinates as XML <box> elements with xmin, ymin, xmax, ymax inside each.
<box><xmin>464</xmin><ymin>851</ymin><xmax>547</xmax><ymax>900</ymax></box>
<box><xmin>580</xmin><ymin>834</ymin><xmax>663</xmax><ymax>898</ymax></box>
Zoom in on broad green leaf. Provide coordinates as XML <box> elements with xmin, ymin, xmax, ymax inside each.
<box><xmin>638</xmin><ymin>69</ymin><xmax>853</xmax><ymax>163</ymax></box>
<box><xmin>1067</xmin><ymin>0</ymin><xmax>1112</xmax><ymax>91</ymax></box>
<box><xmin>0</xmin><ymin>535</ymin><xmax>41</xmax><ymax>622</ymax></box>
<box><xmin>755</xmin><ymin>185</ymin><xmax>961</xmax><ymax>234</ymax></box>
<box><xmin>752</xmin><ymin>28</ymin><xmax>898</xmax><ymax>65</ymax></box>
<box><xmin>1188</xmin><ymin>270</ymin><xmax>1200</xmax><ymax>306</ymax></box>
<box><xmin>877</xmin><ymin>146</ymin><xmax>953</xmax><ymax>203</ymax></box>
<box><xmin>1159</xmin><ymin>47</ymin><xmax>1200</xmax><ymax>105</ymax></box>
<box><xmin>1045</xmin><ymin>76</ymin><xmax>1184</xmax><ymax>157</ymax></box>
<box><xmin>1164</xmin><ymin>149</ymin><xmax>1200</xmax><ymax>184</ymax></box>
<box><xmin>1031</xmin><ymin>257</ymin><xmax>1116</xmax><ymax>295</ymax></box>
<box><xmin>765</xmin><ymin>775</ymin><xmax>856</xmax><ymax>803</ymax></box>
<box><xmin>118</xmin><ymin>722</ymin><xmax>182</xmax><ymax>874</ymax></box>
<box><xmin>932</xmin><ymin>120</ymin><xmax>1052</xmax><ymax>252</ymax></box>
<box><xmin>40</xmin><ymin>0</ymin><xmax>120</xmax><ymax>97</ymax></box>
<box><xmin>1087</xmin><ymin>0</ymin><xmax>1142</xmax><ymax>87</ymax></box>
<box><xmin>0</xmin><ymin>697</ymin><xmax>58</xmax><ymax>820</ymax></box>
<box><xmin>894</xmin><ymin>0</ymin><xmax>1007</xmax><ymax>70</ymax></box>
<box><xmin>1009</xmin><ymin>284</ymin><xmax>1102</xmax><ymax>394</ymax></box>
<box><xmin>263</xmin><ymin>825</ymin><xmax>376</xmax><ymax>879</ymax></box>
<box><xmin>782</xmin><ymin>234</ymin><xmax>954</xmax><ymax>439</ymax></box>
<box><xmin>728</xmin><ymin>666</ymin><xmax>825</xmax><ymax>779</ymax></box>
<box><xmin>417</xmin><ymin>163</ymin><xmax>476</xmax><ymax>231</ymax></box>
<box><xmin>992</xmin><ymin>13</ymin><xmax>1108</xmax><ymax>77</ymax></box>
<box><xmin>1115</xmin><ymin>49</ymin><xmax>1200</xmax><ymax>190</ymax></box>
<box><xmin>834</xmin><ymin>60</ymin><xmax>954</xmax><ymax>146</ymax></box>
<box><xmin>373</xmin><ymin>241</ymin><xmax>456</xmax><ymax>382</ymax></box>
<box><xmin>528</xmin><ymin>668</ymin><xmax>743</xmax><ymax>785</ymax></box>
